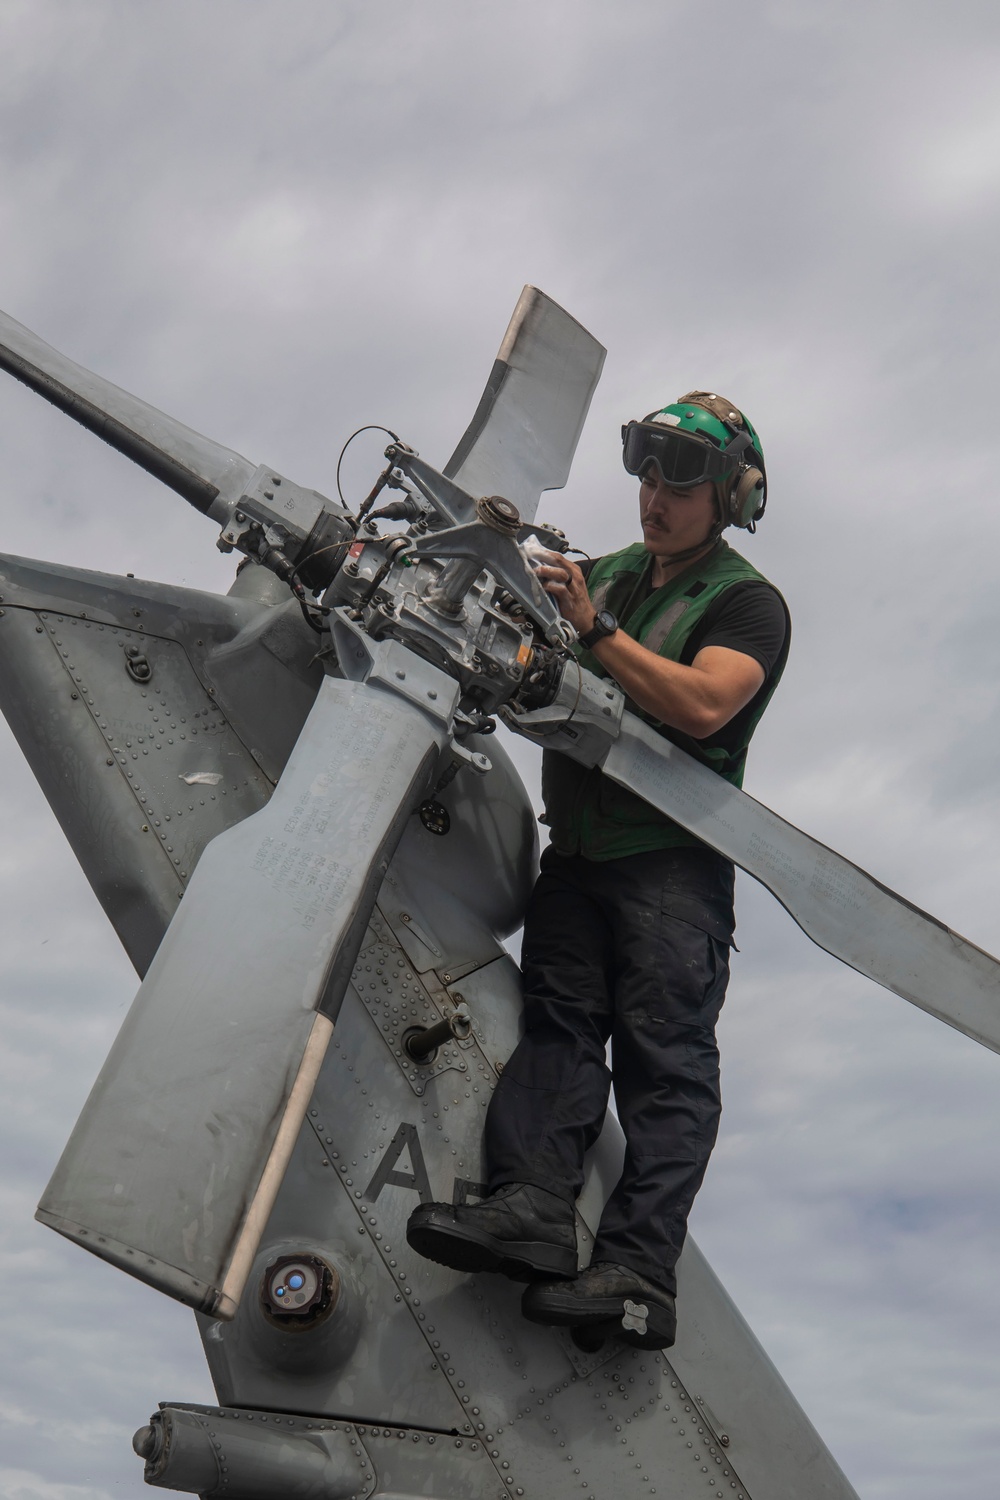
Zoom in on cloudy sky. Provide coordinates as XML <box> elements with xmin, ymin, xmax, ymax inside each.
<box><xmin>2</xmin><ymin>2</ymin><xmax>1000</xmax><ymax>1496</ymax></box>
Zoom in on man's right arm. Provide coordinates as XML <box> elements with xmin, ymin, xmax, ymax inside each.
<box><xmin>589</xmin><ymin>632</ymin><xmax>766</xmax><ymax>739</ymax></box>
<box><xmin>535</xmin><ymin>555</ymin><xmax>768</xmax><ymax>740</ymax></box>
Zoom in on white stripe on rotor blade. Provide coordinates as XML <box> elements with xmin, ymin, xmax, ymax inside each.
<box><xmin>216</xmin><ymin>1010</ymin><xmax>334</xmax><ymax>1320</ymax></box>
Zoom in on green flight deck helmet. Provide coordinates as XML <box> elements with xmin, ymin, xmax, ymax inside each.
<box><xmin>622</xmin><ymin>390</ymin><xmax>767</xmax><ymax>532</ymax></box>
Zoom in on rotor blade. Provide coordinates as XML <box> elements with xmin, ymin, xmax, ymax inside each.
<box><xmin>444</xmin><ymin>286</ymin><xmax>606</xmax><ymax>523</ymax></box>
<box><xmin>0</xmin><ymin>306</ymin><xmax>256</xmax><ymax>523</ymax></box>
<box><xmin>37</xmin><ymin>648</ymin><xmax>458</xmax><ymax>1317</ymax></box>
<box><xmin>602</xmin><ymin>713</ymin><xmax>1000</xmax><ymax>1053</ymax></box>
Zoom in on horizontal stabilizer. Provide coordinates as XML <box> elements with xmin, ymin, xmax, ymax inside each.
<box><xmin>445</xmin><ymin>286</ymin><xmax>605</xmax><ymax>523</ymax></box>
<box><xmin>0</xmin><ymin>307</ymin><xmax>256</xmax><ymax>521</ymax></box>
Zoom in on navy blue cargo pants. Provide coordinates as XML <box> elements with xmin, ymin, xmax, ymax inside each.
<box><xmin>485</xmin><ymin>844</ymin><xmax>735</xmax><ymax>1295</ymax></box>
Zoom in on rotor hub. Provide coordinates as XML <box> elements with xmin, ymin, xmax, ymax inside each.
<box><xmin>476</xmin><ymin>494</ymin><xmax>521</xmax><ymax>534</ymax></box>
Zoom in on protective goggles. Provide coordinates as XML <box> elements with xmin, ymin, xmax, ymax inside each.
<box><xmin>621</xmin><ymin>419</ymin><xmax>751</xmax><ymax>488</ymax></box>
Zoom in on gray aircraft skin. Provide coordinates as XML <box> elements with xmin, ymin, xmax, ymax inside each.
<box><xmin>2</xmin><ymin>290</ymin><xmax>999</xmax><ymax>1500</ymax></box>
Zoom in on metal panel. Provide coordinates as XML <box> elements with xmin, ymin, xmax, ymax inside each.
<box><xmin>138</xmin><ymin>1404</ymin><xmax>372</xmax><ymax>1497</ymax></box>
<box><xmin>670</xmin><ymin>1242</ymin><xmax>860</xmax><ymax>1500</ymax></box>
<box><xmin>37</xmin><ymin>668</ymin><xmax>458</xmax><ymax>1317</ymax></box>
<box><xmin>376</xmin><ymin>734</ymin><xmax>537</xmax><ymax>978</ymax></box>
<box><xmin>196</xmin><ymin>1002</ymin><xmax>476</xmax><ymax>1433</ymax></box>
<box><xmin>0</xmin><ymin>604</ymin><xmax>191</xmax><ymax>972</ymax></box>
<box><xmin>140</xmin><ymin>1403</ymin><xmax>503</xmax><ymax>1499</ymax></box>
<box><xmin>201</xmin><ymin>597</ymin><xmax>326</xmax><ymax>781</ymax></box>
<box><xmin>354</xmin><ymin>910</ymin><xmax>480</xmax><ymax>1097</ymax></box>
<box><xmin>0</xmin><ymin>552</ymin><xmax>324</xmax><ymax>784</ymax></box>
<box><xmin>197</xmin><ymin>898</ymin><xmax>857</xmax><ymax>1498</ymax></box>
<box><xmin>445</xmin><ymin>287</ymin><xmax>606</xmax><ymax>523</ymax></box>
<box><xmin>0</xmin><ymin>553</ymin><xmax>321</xmax><ymax>972</ymax></box>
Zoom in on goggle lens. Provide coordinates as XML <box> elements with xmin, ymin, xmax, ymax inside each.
<box><xmin>621</xmin><ymin>421</ymin><xmax>745</xmax><ymax>488</ymax></box>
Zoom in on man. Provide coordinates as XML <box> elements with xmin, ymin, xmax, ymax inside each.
<box><xmin>407</xmin><ymin>392</ymin><xmax>789</xmax><ymax>1351</ymax></box>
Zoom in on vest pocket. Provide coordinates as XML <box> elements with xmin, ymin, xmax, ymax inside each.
<box><xmin>597</xmin><ymin>766</ymin><xmax>677</xmax><ymax>830</ymax></box>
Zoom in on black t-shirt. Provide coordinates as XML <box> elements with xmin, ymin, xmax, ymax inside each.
<box><xmin>681</xmin><ymin>579</ymin><xmax>787</xmax><ymax>676</ymax></box>
<box><xmin>676</xmin><ymin>579</ymin><xmax>788</xmax><ymax>764</ymax></box>
<box><xmin>583</xmin><ymin>556</ymin><xmax>789</xmax><ymax>766</ymax></box>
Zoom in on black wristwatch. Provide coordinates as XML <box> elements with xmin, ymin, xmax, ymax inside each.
<box><xmin>578</xmin><ymin>608</ymin><xmax>619</xmax><ymax>650</ymax></box>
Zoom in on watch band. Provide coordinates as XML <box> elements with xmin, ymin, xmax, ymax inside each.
<box><xmin>578</xmin><ymin>609</ymin><xmax>618</xmax><ymax>650</ymax></box>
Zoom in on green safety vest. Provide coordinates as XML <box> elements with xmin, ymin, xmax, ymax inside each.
<box><xmin>541</xmin><ymin>540</ymin><xmax>789</xmax><ymax>861</ymax></box>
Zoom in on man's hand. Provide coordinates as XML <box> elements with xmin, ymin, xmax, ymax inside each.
<box><xmin>534</xmin><ymin>554</ymin><xmax>597</xmax><ymax>637</ymax></box>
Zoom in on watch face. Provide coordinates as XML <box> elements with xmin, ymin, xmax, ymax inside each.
<box><xmin>580</xmin><ymin>609</ymin><xmax>618</xmax><ymax>648</ymax></box>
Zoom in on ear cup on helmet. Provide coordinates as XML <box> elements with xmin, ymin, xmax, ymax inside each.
<box><xmin>729</xmin><ymin>465</ymin><xmax>766</xmax><ymax>528</ymax></box>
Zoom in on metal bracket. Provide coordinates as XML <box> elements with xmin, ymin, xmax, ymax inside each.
<box><xmin>234</xmin><ymin>464</ymin><xmax>330</xmax><ymax>546</ymax></box>
<box><xmin>328</xmin><ymin>608</ymin><xmax>459</xmax><ymax>727</ymax></box>
<box><xmin>385</xmin><ymin>447</ymin><xmax>478</xmax><ymax>528</ymax></box>
<box><xmin>124</xmin><ymin>645</ymin><xmax>152</xmax><ymax>683</ymax></box>
<box><xmin>387</xmin><ymin>446</ymin><xmax>576</xmax><ymax>646</ymax></box>
<box><xmin>505</xmin><ymin>657</ymin><xmax>624</xmax><ymax>765</ymax></box>
<box><xmin>408</xmin><ymin>519</ymin><xmax>574</xmax><ymax>648</ymax></box>
<box><xmin>449</xmin><ymin>739</ymin><xmax>492</xmax><ymax>777</ymax></box>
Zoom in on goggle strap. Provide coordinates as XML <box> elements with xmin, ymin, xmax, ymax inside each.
<box><xmin>719</xmin><ymin>430</ymin><xmax>753</xmax><ymax>462</ymax></box>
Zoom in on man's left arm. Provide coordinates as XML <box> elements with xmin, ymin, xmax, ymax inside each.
<box><xmin>536</xmin><ymin>558</ymin><xmax>765</xmax><ymax>740</ymax></box>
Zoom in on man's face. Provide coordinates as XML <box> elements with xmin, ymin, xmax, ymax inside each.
<box><xmin>638</xmin><ymin>470</ymin><xmax>719</xmax><ymax>559</ymax></box>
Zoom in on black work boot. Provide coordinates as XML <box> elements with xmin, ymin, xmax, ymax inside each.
<box><xmin>406</xmin><ymin>1184</ymin><xmax>577</xmax><ymax>1281</ymax></box>
<box><xmin>521</xmin><ymin>1261</ymin><xmax>677</xmax><ymax>1349</ymax></box>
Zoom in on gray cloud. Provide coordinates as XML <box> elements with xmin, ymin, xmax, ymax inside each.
<box><xmin>3</xmin><ymin>2</ymin><xmax>1000</xmax><ymax>1495</ymax></box>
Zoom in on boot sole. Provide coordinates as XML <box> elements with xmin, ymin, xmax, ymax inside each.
<box><xmin>407</xmin><ymin>1211</ymin><xmax>577</xmax><ymax>1281</ymax></box>
<box><xmin>571</xmin><ymin>1319</ymin><xmax>676</xmax><ymax>1352</ymax></box>
<box><xmin>523</xmin><ymin>1287</ymin><xmax>676</xmax><ymax>1349</ymax></box>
